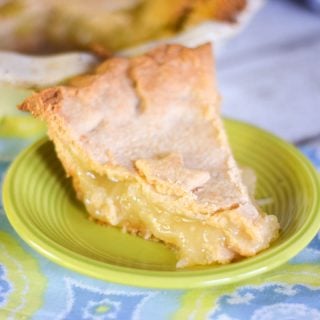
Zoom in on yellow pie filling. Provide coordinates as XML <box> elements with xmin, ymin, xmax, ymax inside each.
<box><xmin>68</xmin><ymin>155</ymin><xmax>278</xmax><ymax>268</ymax></box>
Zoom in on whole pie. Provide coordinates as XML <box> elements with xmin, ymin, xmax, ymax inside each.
<box><xmin>0</xmin><ymin>0</ymin><xmax>246</xmax><ymax>53</ymax></box>
<box><xmin>20</xmin><ymin>43</ymin><xmax>279</xmax><ymax>268</ymax></box>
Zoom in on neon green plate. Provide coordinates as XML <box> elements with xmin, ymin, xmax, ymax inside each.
<box><xmin>3</xmin><ymin>119</ymin><xmax>320</xmax><ymax>289</ymax></box>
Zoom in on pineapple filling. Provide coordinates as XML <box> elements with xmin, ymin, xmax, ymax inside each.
<box><xmin>74</xmin><ymin>167</ymin><xmax>239</xmax><ymax>267</ymax></box>
<box><xmin>71</xmin><ymin>161</ymin><xmax>279</xmax><ymax>268</ymax></box>
<box><xmin>55</xmin><ymin>141</ymin><xmax>278</xmax><ymax>268</ymax></box>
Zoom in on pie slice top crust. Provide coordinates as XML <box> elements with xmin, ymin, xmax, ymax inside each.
<box><xmin>20</xmin><ymin>43</ymin><xmax>279</xmax><ymax>268</ymax></box>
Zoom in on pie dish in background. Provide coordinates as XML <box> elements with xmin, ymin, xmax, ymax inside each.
<box><xmin>0</xmin><ymin>0</ymin><xmax>262</xmax><ymax>54</ymax></box>
<box><xmin>0</xmin><ymin>0</ymin><xmax>264</xmax><ymax>138</ymax></box>
<box><xmin>0</xmin><ymin>0</ymin><xmax>264</xmax><ymax>88</ymax></box>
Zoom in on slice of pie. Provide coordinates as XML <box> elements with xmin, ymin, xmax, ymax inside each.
<box><xmin>19</xmin><ymin>43</ymin><xmax>279</xmax><ymax>268</ymax></box>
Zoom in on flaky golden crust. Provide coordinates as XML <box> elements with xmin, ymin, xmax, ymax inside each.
<box><xmin>20</xmin><ymin>43</ymin><xmax>245</xmax><ymax>213</ymax></box>
<box><xmin>20</xmin><ymin>43</ymin><xmax>255</xmax><ymax>213</ymax></box>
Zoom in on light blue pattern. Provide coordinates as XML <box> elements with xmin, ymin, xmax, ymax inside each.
<box><xmin>30</xmin><ymin>263</ymin><xmax>181</xmax><ymax>320</ymax></box>
<box><xmin>83</xmin><ymin>298</ymin><xmax>121</xmax><ymax>319</ymax></box>
<box><xmin>210</xmin><ymin>284</ymin><xmax>320</xmax><ymax>320</ymax></box>
<box><xmin>0</xmin><ymin>265</ymin><xmax>11</xmax><ymax>307</ymax></box>
<box><xmin>291</xmin><ymin>233</ymin><xmax>320</xmax><ymax>264</ymax></box>
<box><xmin>251</xmin><ymin>303</ymin><xmax>320</xmax><ymax>320</ymax></box>
<box><xmin>60</xmin><ymin>278</ymin><xmax>154</xmax><ymax>320</ymax></box>
<box><xmin>301</xmin><ymin>146</ymin><xmax>320</xmax><ymax>170</ymax></box>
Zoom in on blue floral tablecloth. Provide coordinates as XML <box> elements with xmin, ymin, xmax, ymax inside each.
<box><xmin>1</xmin><ymin>138</ymin><xmax>320</xmax><ymax>320</ymax></box>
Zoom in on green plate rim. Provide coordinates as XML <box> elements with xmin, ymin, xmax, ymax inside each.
<box><xmin>3</xmin><ymin>118</ymin><xmax>320</xmax><ymax>289</ymax></box>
